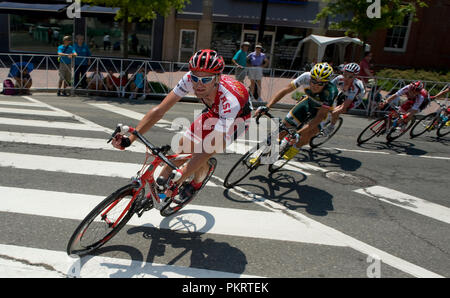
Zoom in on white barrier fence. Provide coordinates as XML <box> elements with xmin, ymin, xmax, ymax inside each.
<box><xmin>1</xmin><ymin>53</ymin><xmax>448</xmax><ymax>115</ymax></box>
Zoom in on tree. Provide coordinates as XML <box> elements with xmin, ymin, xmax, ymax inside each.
<box><xmin>82</xmin><ymin>0</ymin><xmax>189</xmax><ymax>58</ymax></box>
<box><xmin>314</xmin><ymin>0</ymin><xmax>429</xmax><ymax>58</ymax></box>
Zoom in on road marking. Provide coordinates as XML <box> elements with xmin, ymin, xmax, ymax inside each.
<box><xmin>0</xmin><ymin>101</ymin><xmax>46</xmax><ymax>108</ymax></box>
<box><xmin>210</xmin><ymin>176</ymin><xmax>444</xmax><ymax>278</ymax></box>
<box><xmin>0</xmin><ymin>117</ymin><xmax>106</xmax><ymax>131</ymax></box>
<box><xmin>0</xmin><ymin>107</ymin><xmax>71</xmax><ymax>117</ymax></box>
<box><xmin>0</xmin><ymin>244</ymin><xmax>260</xmax><ymax>278</ymax></box>
<box><xmin>0</xmin><ymin>131</ymin><xmax>146</xmax><ymax>152</ymax></box>
<box><xmin>354</xmin><ymin>186</ymin><xmax>450</xmax><ymax>224</ymax></box>
<box><xmin>0</xmin><ymin>186</ymin><xmax>345</xmax><ymax>247</ymax></box>
<box><xmin>23</xmin><ymin>96</ymin><xmax>111</xmax><ymax>134</ymax></box>
<box><xmin>0</xmin><ymin>152</ymin><xmax>141</xmax><ymax>178</ymax></box>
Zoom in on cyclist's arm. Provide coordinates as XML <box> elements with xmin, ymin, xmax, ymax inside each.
<box><xmin>129</xmin><ymin>90</ymin><xmax>181</xmax><ymax>143</ymax></box>
<box><xmin>266</xmin><ymin>83</ymin><xmax>296</xmax><ymax>109</ymax></box>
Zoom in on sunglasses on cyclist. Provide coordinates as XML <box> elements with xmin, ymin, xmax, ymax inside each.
<box><xmin>191</xmin><ymin>74</ymin><xmax>216</xmax><ymax>84</ymax></box>
<box><xmin>343</xmin><ymin>73</ymin><xmax>355</xmax><ymax>79</ymax></box>
<box><xmin>311</xmin><ymin>79</ymin><xmax>326</xmax><ymax>86</ymax></box>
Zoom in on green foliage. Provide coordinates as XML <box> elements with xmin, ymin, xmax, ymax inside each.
<box><xmin>315</xmin><ymin>0</ymin><xmax>429</xmax><ymax>40</ymax></box>
<box><xmin>375</xmin><ymin>68</ymin><xmax>449</xmax><ymax>95</ymax></box>
<box><xmin>147</xmin><ymin>81</ymin><xmax>170</xmax><ymax>94</ymax></box>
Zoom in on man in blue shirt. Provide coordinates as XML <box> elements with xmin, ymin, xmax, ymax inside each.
<box><xmin>57</xmin><ymin>35</ymin><xmax>77</xmax><ymax>96</ymax></box>
<box><xmin>247</xmin><ymin>43</ymin><xmax>269</xmax><ymax>102</ymax></box>
<box><xmin>74</xmin><ymin>34</ymin><xmax>92</xmax><ymax>89</ymax></box>
<box><xmin>232</xmin><ymin>41</ymin><xmax>250</xmax><ymax>83</ymax></box>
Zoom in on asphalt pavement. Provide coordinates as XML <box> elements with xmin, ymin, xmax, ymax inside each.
<box><xmin>0</xmin><ymin>93</ymin><xmax>449</xmax><ymax>278</ymax></box>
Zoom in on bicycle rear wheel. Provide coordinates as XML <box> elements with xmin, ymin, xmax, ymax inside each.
<box><xmin>161</xmin><ymin>158</ymin><xmax>217</xmax><ymax>217</ymax></box>
<box><xmin>437</xmin><ymin>121</ymin><xmax>450</xmax><ymax>137</ymax></box>
<box><xmin>309</xmin><ymin>117</ymin><xmax>343</xmax><ymax>148</ymax></box>
<box><xmin>357</xmin><ymin>117</ymin><xmax>386</xmax><ymax>145</ymax></box>
<box><xmin>409</xmin><ymin>113</ymin><xmax>436</xmax><ymax>138</ymax></box>
<box><xmin>66</xmin><ymin>183</ymin><xmax>140</xmax><ymax>256</ymax></box>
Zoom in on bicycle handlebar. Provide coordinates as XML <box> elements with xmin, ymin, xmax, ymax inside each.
<box><xmin>108</xmin><ymin>124</ymin><xmax>181</xmax><ymax>175</ymax></box>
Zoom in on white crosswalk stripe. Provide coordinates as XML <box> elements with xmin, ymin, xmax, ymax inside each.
<box><xmin>0</xmin><ymin>96</ymin><xmax>446</xmax><ymax>278</ymax></box>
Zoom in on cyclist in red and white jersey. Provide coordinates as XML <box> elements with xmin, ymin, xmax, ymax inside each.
<box><xmin>379</xmin><ymin>81</ymin><xmax>430</xmax><ymax>125</ymax></box>
<box><xmin>112</xmin><ymin>49</ymin><xmax>251</xmax><ymax>203</ymax></box>
<box><xmin>326</xmin><ymin>62</ymin><xmax>365</xmax><ymax>134</ymax></box>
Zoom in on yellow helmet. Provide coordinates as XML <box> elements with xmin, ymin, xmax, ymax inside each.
<box><xmin>310</xmin><ymin>62</ymin><xmax>333</xmax><ymax>82</ymax></box>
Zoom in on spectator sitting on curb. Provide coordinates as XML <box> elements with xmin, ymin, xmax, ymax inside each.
<box><xmin>13</xmin><ymin>66</ymin><xmax>33</xmax><ymax>95</ymax></box>
<box><xmin>129</xmin><ymin>68</ymin><xmax>147</xmax><ymax>100</ymax></box>
<box><xmin>87</xmin><ymin>69</ymin><xmax>105</xmax><ymax>94</ymax></box>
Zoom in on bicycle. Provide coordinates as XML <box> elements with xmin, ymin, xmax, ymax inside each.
<box><xmin>410</xmin><ymin>100</ymin><xmax>450</xmax><ymax>138</ymax></box>
<box><xmin>309</xmin><ymin>114</ymin><xmax>343</xmax><ymax>149</ymax></box>
<box><xmin>357</xmin><ymin>102</ymin><xmax>416</xmax><ymax>145</ymax></box>
<box><xmin>223</xmin><ymin>111</ymin><xmax>308</xmax><ymax>188</ymax></box>
<box><xmin>67</xmin><ymin>124</ymin><xmax>217</xmax><ymax>256</ymax></box>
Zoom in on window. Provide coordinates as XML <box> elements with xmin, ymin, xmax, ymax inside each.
<box><xmin>86</xmin><ymin>16</ymin><xmax>153</xmax><ymax>58</ymax></box>
<box><xmin>10</xmin><ymin>14</ymin><xmax>73</xmax><ymax>53</ymax></box>
<box><xmin>384</xmin><ymin>13</ymin><xmax>412</xmax><ymax>52</ymax></box>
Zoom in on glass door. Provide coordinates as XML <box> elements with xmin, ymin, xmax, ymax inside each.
<box><xmin>179</xmin><ymin>29</ymin><xmax>197</xmax><ymax>62</ymax></box>
<box><xmin>241</xmin><ymin>30</ymin><xmax>275</xmax><ymax>67</ymax></box>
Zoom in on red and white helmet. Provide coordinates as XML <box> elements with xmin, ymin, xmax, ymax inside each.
<box><xmin>410</xmin><ymin>81</ymin><xmax>424</xmax><ymax>91</ymax></box>
<box><xmin>189</xmin><ymin>49</ymin><xmax>225</xmax><ymax>74</ymax></box>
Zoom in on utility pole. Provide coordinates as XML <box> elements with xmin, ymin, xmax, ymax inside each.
<box><xmin>257</xmin><ymin>0</ymin><xmax>269</xmax><ymax>44</ymax></box>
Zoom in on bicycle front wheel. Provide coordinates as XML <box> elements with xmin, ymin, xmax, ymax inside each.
<box><xmin>66</xmin><ymin>184</ymin><xmax>139</xmax><ymax>256</ymax></box>
<box><xmin>161</xmin><ymin>158</ymin><xmax>217</xmax><ymax>217</ymax></box>
<box><xmin>310</xmin><ymin>117</ymin><xmax>343</xmax><ymax>148</ymax></box>
<box><xmin>410</xmin><ymin>113</ymin><xmax>436</xmax><ymax>138</ymax></box>
<box><xmin>357</xmin><ymin>117</ymin><xmax>386</xmax><ymax>145</ymax></box>
<box><xmin>387</xmin><ymin>118</ymin><xmax>415</xmax><ymax>142</ymax></box>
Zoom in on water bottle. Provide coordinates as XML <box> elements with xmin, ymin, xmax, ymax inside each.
<box><xmin>158</xmin><ymin>193</ymin><xmax>167</xmax><ymax>201</ymax></box>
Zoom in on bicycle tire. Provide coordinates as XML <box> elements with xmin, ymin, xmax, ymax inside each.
<box><xmin>409</xmin><ymin>113</ymin><xmax>437</xmax><ymax>138</ymax></box>
<box><xmin>309</xmin><ymin>117</ymin><xmax>343</xmax><ymax>148</ymax></box>
<box><xmin>437</xmin><ymin>121</ymin><xmax>450</xmax><ymax>138</ymax></box>
<box><xmin>267</xmin><ymin>144</ymin><xmax>291</xmax><ymax>173</ymax></box>
<box><xmin>66</xmin><ymin>183</ymin><xmax>139</xmax><ymax>256</ymax></box>
<box><xmin>386</xmin><ymin>118</ymin><xmax>415</xmax><ymax>142</ymax></box>
<box><xmin>223</xmin><ymin>147</ymin><xmax>262</xmax><ymax>189</ymax></box>
<box><xmin>161</xmin><ymin>158</ymin><xmax>217</xmax><ymax>217</ymax></box>
<box><xmin>357</xmin><ymin>117</ymin><xmax>386</xmax><ymax>145</ymax></box>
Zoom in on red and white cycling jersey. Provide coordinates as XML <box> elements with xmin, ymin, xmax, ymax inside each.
<box><xmin>395</xmin><ymin>85</ymin><xmax>429</xmax><ymax>112</ymax></box>
<box><xmin>331</xmin><ymin>75</ymin><xmax>365</xmax><ymax>108</ymax></box>
<box><xmin>173</xmin><ymin>72</ymin><xmax>250</xmax><ymax>144</ymax></box>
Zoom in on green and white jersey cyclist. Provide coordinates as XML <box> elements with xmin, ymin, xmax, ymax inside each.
<box><xmin>254</xmin><ymin>62</ymin><xmax>338</xmax><ymax>160</ymax></box>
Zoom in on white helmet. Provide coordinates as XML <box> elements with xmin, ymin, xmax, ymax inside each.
<box><xmin>343</xmin><ymin>63</ymin><xmax>360</xmax><ymax>74</ymax></box>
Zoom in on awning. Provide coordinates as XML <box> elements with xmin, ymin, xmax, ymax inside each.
<box><xmin>176</xmin><ymin>0</ymin><xmax>203</xmax><ymax>20</ymax></box>
<box><xmin>81</xmin><ymin>5</ymin><xmax>120</xmax><ymax>15</ymax></box>
<box><xmin>212</xmin><ymin>0</ymin><xmax>320</xmax><ymax>28</ymax></box>
<box><xmin>290</xmin><ymin>34</ymin><xmax>366</xmax><ymax>68</ymax></box>
<box><xmin>0</xmin><ymin>2</ymin><xmax>67</xmax><ymax>13</ymax></box>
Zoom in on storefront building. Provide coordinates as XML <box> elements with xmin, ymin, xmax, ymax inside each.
<box><xmin>163</xmin><ymin>0</ymin><xmax>332</xmax><ymax>70</ymax></box>
<box><xmin>0</xmin><ymin>0</ymin><xmax>163</xmax><ymax>60</ymax></box>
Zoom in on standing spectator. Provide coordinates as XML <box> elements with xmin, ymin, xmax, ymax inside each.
<box><xmin>52</xmin><ymin>29</ymin><xmax>60</xmax><ymax>46</ymax></box>
<box><xmin>74</xmin><ymin>34</ymin><xmax>92</xmax><ymax>89</ymax></box>
<box><xmin>359</xmin><ymin>51</ymin><xmax>374</xmax><ymax>85</ymax></box>
<box><xmin>247</xmin><ymin>43</ymin><xmax>269</xmax><ymax>102</ymax></box>
<box><xmin>232</xmin><ymin>41</ymin><xmax>250</xmax><ymax>83</ymax></box>
<box><xmin>57</xmin><ymin>35</ymin><xmax>77</xmax><ymax>96</ymax></box>
<box><xmin>103</xmin><ymin>32</ymin><xmax>111</xmax><ymax>51</ymax></box>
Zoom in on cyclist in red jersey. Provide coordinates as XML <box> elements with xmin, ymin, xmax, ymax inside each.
<box><xmin>379</xmin><ymin>81</ymin><xmax>430</xmax><ymax>126</ymax></box>
<box><xmin>111</xmin><ymin>49</ymin><xmax>251</xmax><ymax>203</ymax></box>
